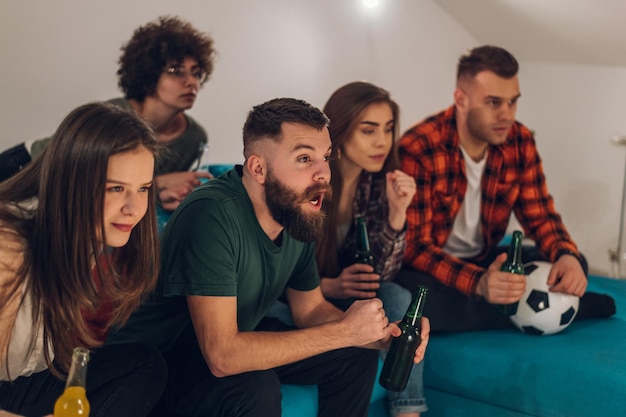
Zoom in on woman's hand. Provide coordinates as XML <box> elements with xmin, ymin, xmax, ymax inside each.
<box><xmin>385</xmin><ymin>170</ymin><xmax>416</xmax><ymax>231</ymax></box>
<box><xmin>156</xmin><ymin>171</ymin><xmax>213</xmax><ymax>211</ymax></box>
<box><xmin>320</xmin><ymin>264</ymin><xmax>380</xmax><ymax>299</ymax></box>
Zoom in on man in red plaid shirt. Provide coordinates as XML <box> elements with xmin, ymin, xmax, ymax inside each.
<box><xmin>396</xmin><ymin>45</ymin><xmax>614</xmax><ymax>331</ymax></box>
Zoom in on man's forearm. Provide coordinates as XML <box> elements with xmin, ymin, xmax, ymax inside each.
<box><xmin>198</xmin><ymin>320</ymin><xmax>355</xmax><ymax>377</ymax></box>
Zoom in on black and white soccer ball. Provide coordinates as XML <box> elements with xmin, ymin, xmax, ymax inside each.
<box><xmin>510</xmin><ymin>261</ymin><xmax>580</xmax><ymax>335</ymax></box>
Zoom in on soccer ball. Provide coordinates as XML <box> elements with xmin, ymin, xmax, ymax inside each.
<box><xmin>510</xmin><ymin>261</ymin><xmax>580</xmax><ymax>335</ymax></box>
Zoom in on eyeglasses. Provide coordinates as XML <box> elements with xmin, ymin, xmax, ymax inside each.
<box><xmin>163</xmin><ymin>65</ymin><xmax>208</xmax><ymax>83</ymax></box>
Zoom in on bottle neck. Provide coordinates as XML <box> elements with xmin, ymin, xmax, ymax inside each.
<box><xmin>355</xmin><ymin>217</ymin><xmax>371</xmax><ymax>252</ymax></box>
<box><xmin>508</xmin><ymin>231</ymin><xmax>524</xmax><ymax>266</ymax></box>
<box><xmin>404</xmin><ymin>286</ymin><xmax>428</xmax><ymax>327</ymax></box>
<box><xmin>65</xmin><ymin>348</ymin><xmax>89</xmax><ymax>389</ymax></box>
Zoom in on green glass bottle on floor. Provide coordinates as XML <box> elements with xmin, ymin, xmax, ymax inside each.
<box><xmin>497</xmin><ymin>230</ymin><xmax>525</xmax><ymax>316</ymax></box>
<box><xmin>379</xmin><ymin>285</ymin><xmax>428</xmax><ymax>392</ymax></box>
<box><xmin>353</xmin><ymin>215</ymin><xmax>375</xmax><ymax>268</ymax></box>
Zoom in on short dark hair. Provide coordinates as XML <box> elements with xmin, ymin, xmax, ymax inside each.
<box><xmin>117</xmin><ymin>16</ymin><xmax>216</xmax><ymax>101</ymax></box>
<box><xmin>242</xmin><ymin>98</ymin><xmax>329</xmax><ymax>157</ymax></box>
<box><xmin>457</xmin><ymin>45</ymin><xmax>519</xmax><ymax>81</ymax></box>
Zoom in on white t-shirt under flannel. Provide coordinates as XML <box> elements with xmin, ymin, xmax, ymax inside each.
<box><xmin>442</xmin><ymin>148</ymin><xmax>487</xmax><ymax>259</ymax></box>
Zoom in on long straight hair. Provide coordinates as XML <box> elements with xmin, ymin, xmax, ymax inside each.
<box><xmin>316</xmin><ymin>82</ymin><xmax>400</xmax><ymax>278</ymax></box>
<box><xmin>0</xmin><ymin>102</ymin><xmax>161</xmax><ymax>375</ymax></box>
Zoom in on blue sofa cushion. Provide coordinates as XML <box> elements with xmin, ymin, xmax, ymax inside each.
<box><xmin>423</xmin><ymin>275</ymin><xmax>625</xmax><ymax>417</ymax></box>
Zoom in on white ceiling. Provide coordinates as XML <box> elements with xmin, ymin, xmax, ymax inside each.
<box><xmin>434</xmin><ymin>0</ymin><xmax>626</xmax><ymax>67</ymax></box>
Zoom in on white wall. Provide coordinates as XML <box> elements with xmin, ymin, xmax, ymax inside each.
<box><xmin>0</xmin><ymin>0</ymin><xmax>470</xmax><ymax>162</ymax></box>
<box><xmin>2</xmin><ymin>0</ymin><xmax>623</xmax><ymax>274</ymax></box>
<box><xmin>517</xmin><ymin>63</ymin><xmax>626</xmax><ymax>275</ymax></box>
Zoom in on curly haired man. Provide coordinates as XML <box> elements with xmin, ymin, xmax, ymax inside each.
<box><xmin>0</xmin><ymin>16</ymin><xmax>216</xmax><ymax>210</ymax></box>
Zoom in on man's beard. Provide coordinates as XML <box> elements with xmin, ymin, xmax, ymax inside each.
<box><xmin>466</xmin><ymin>108</ymin><xmax>491</xmax><ymax>144</ymax></box>
<box><xmin>265</xmin><ymin>171</ymin><xmax>330</xmax><ymax>242</ymax></box>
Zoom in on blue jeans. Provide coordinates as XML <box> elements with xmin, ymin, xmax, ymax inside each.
<box><xmin>266</xmin><ymin>281</ymin><xmax>428</xmax><ymax>416</ymax></box>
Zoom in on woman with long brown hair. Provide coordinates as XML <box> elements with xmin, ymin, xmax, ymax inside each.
<box><xmin>0</xmin><ymin>102</ymin><xmax>166</xmax><ymax>416</ymax></box>
<box><xmin>317</xmin><ymin>81</ymin><xmax>426</xmax><ymax>417</ymax></box>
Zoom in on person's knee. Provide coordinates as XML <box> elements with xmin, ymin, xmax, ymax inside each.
<box><xmin>346</xmin><ymin>348</ymin><xmax>379</xmax><ymax>379</ymax></box>
<box><xmin>378</xmin><ymin>282</ymin><xmax>412</xmax><ymax>322</ymax></box>
<box><xmin>229</xmin><ymin>372</ymin><xmax>282</xmax><ymax>416</ymax></box>
<box><xmin>105</xmin><ymin>343</ymin><xmax>168</xmax><ymax>395</ymax></box>
<box><xmin>121</xmin><ymin>343</ymin><xmax>167</xmax><ymax>374</ymax></box>
<box><xmin>175</xmin><ymin>371</ymin><xmax>282</xmax><ymax>417</ymax></box>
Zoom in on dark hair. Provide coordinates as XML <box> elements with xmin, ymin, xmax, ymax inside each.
<box><xmin>117</xmin><ymin>16</ymin><xmax>216</xmax><ymax>101</ymax></box>
<box><xmin>457</xmin><ymin>45</ymin><xmax>519</xmax><ymax>82</ymax></box>
<box><xmin>0</xmin><ymin>102</ymin><xmax>160</xmax><ymax>375</ymax></box>
<box><xmin>242</xmin><ymin>98</ymin><xmax>329</xmax><ymax>158</ymax></box>
<box><xmin>316</xmin><ymin>81</ymin><xmax>400</xmax><ymax>277</ymax></box>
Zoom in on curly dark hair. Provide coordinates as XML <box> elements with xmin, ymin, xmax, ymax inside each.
<box><xmin>117</xmin><ymin>16</ymin><xmax>216</xmax><ymax>101</ymax></box>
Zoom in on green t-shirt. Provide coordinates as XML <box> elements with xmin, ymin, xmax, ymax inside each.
<box><xmin>108</xmin><ymin>166</ymin><xmax>320</xmax><ymax>351</ymax></box>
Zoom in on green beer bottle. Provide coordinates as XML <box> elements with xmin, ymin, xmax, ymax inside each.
<box><xmin>379</xmin><ymin>285</ymin><xmax>428</xmax><ymax>392</ymax></box>
<box><xmin>497</xmin><ymin>230</ymin><xmax>525</xmax><ymax>316</ymax></box>
<box><xmin>353</xmin><ymin>216</ymin><xmax>375</xmax><ymax>268</ymax></box>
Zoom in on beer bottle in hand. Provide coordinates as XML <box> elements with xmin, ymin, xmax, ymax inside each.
<box><xmin>54</xmin><ymin>347</ymin><xmax>90</xmax><ymax>417</ymax></box>
<box><xmin>497</xmin><ymin>230</ymin><xmax>525</xmax><ymax>316</ymax></box>
<box><xmin>353</xmin><ymin>216</ymin><xmax>375</xmax><ymax>268</ymax></box>
<box><xmin>379</xmin><ymin>285</ymin><xmax>428</xmax><ymax>392</ymax></box>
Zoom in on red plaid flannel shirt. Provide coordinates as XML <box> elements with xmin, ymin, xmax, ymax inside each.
<box><xmin>399</xmin><ymin>106</ymin><xmax>579</xmax><ymax>295</ymax></box>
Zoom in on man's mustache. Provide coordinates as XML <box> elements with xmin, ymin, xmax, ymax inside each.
<box><xmin>303</xmin><ymin>183</ymin><xmax>332</xmax><ymax>202</ymax></box>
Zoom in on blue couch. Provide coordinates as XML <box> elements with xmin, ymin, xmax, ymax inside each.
<box><xmin>168</xmin><ymin>166</ymin><xmax>625</xmax><ymax>416</ymax></box>
<box><xmin>421</xmin><ymin>275</ymin><xmax>625</xmax><ymax>417</ymax></box>
<box><xmin>282</xmin><ymin>275</ymin><xmax>624</xmax><ymax>417</ymax></box>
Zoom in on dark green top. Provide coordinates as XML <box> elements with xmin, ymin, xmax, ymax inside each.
<box><xmin>30</xmin><ymin>97</ymin><xmax>208</xmax><ymax>175</ymax></box>
<box><xmin>108</xmin><ymin>166</ymin><xmax>320</xmax><ymax>351</ymax></box>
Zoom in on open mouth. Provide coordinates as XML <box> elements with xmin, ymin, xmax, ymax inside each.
<box><xmin>309</xmin><ymin>193</ymin><xmax>323</xmax><ymax>208</ymax></box>
<box><xmin>303</xmin><ymin>184</ymin><xmax>332</xmax><ymax>209</ymax></box>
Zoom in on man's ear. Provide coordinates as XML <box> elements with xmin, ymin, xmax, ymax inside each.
<box><xmin>245</xmin><ymin>154</ymin><xmax>267</xmax><ymax>185</ymax></box>
<box><xmin>454</xmin><ymin>87</ymin><xmax>466</xmax><ymax>109</ymax></box>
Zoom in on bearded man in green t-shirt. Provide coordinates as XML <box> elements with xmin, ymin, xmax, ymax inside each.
<box><xmin>109</xmin><ymin>97</ymin><xmax>430</xmax><ymax>417</ymax></box>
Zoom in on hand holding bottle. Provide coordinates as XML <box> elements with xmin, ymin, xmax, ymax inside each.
<box><xmin>383</xmin><ymin>316</ymin><xmax>430</xmax><ymax>364</ymax></box>
<box><xmin>476</xmin><ymin>252</ymin><xmax>526</xmax><ymax>304</ymax></box>
<box><xmin>320</xmin><ymin>264</ymin><xmax>380</xmax><ymax>299</ymax></box>
<box><xmin>379</xmin><ymin>286</ymin><xmax>429</xmax><ymax>391</ymax></box>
